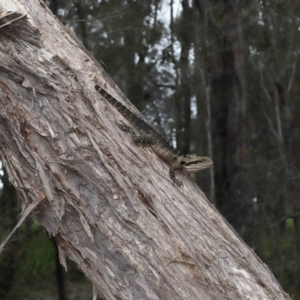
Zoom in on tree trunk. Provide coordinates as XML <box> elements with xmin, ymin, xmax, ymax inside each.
<box><xmin>0</xmin><ymin>1</ymin><xmax>290</xmax><ymax>299</ymax></box>
<box><xmin>177</xmin><ymin>0</ymin><xmax>193</xmax><ymax>155</ymax></box>
<box><xmin>194</xmin><ymin>0</ymin><xmax>248</xmax><ymax>228</ymax></box>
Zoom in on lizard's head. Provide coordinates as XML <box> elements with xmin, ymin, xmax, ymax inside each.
<box><xmin>180</xmin><ymin>155</ymin><xmax>213</xmax><ymax>174</ymax></box>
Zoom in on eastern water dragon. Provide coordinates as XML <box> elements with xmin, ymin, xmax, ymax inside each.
<box><xmin>95</xmin><ymin>84</ymin><xmax>213</xmax><ymax>186</ymax></box>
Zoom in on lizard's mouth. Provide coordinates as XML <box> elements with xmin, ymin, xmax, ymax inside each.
<box><xmin>185</xmin><ymin>160</ymin><xmax>204</xmax><ymax>166</ymax></box>
<box><xmin>182</xmin><ymin>158</ymin><xmax>213</xmax><ymax>173</ymax></box>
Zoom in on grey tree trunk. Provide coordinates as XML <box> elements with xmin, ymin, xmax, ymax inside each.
<box><xmin>0</xmin><ymin>1</ymin><xmax>290</xmax><ymax>299</ymax></box>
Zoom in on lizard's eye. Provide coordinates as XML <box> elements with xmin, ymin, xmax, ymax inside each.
<box><xmin>180</xmin><ymin>160</ymin><xmax>186</xmax><ymax>165</ymax></box>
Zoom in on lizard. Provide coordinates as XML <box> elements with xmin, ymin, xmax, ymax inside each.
<box><xmin>95</xmin><ymin>84</ymin><xmax>213</xmax><ymax>187</ymax></box>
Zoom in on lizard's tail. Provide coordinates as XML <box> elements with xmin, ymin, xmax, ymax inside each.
<box><xmin>95</xmin><ymin>84</ymin><xmax>179</xmax><ymax>157</ymax></box>
<box><xmin>95</xmin><ymin>85</ymin><xmax>153</xmax><ymax>133</ymax></box>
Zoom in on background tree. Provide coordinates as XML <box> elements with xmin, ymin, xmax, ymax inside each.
<box><xmin>193</xmin><ymin>0</ymin><xmax>248</xmax><ymax>229</ymax></box>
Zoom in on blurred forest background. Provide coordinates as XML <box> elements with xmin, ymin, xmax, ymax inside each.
<box><xmin>1</xmin><ymin>0</ymin><xmax>300</xmax><ymax>299</ymax></box>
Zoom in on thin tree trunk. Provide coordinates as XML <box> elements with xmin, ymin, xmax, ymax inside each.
<box><xmin>75</xmin><ymin>1</ymin><xmax>89</xmax><ymax>51</ymax></box>
<box><xmin>0</xmin><ymin>1</ymin><xmax>290</xmax><ymax>299</ymax></box>
<box><xmin>50</xmin><ymin>237</ymin><xmax>66</xmax><ymax>300</ymax></box>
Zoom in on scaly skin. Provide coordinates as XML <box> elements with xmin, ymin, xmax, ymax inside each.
<box><xmin>95</xmin><ymin>84</ymin><xmax>213</xmax><ymax>186</ymax></box>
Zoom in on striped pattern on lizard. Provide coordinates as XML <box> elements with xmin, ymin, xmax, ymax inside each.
<box><xmin>95</xmin><ymin>84</ymin><xmax>213</xmax><ymax>187</ymax></box>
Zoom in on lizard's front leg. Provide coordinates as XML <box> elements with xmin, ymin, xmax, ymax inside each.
<box><xmin>169</xmin><ymin>167</ymin><xmax>183</xmax><ymax>187</ymax></box>
<box><xmin>116</xmin><ymin>121</ymin><xmax>156</xmax><ymax>145</ymax></box>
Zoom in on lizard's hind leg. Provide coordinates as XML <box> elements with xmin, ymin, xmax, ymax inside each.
<box><xmin>116</xmin><ymin>121</ymin><xmax>156</xmax><ymax>145</ymax></box>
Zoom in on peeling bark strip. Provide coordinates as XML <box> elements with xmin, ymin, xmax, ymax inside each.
<box><xmin>0</xmin><ymin>1</ymin><xmax>290</xmax><ymax>300</ymax></box>
<box><xmin>0</xmin><ymin>11</ymin><xmax>40</xmax><ymax>45</ymax></box>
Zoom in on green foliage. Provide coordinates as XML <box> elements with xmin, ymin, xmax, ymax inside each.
<box><xmin>18</xmin><ymin>227</ymin><xmax>55</xmax><ymax>279</ymax></box>
<box><xmin>0</xmin><ymin>219</ymin><xmax>90</xmax><ymax>299</ymax></box>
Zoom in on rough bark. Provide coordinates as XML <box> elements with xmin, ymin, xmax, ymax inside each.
<box><xmin>0</xmin><ymin>1</ymin><xmax>290</xmax><ymax>299</ymax></box>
